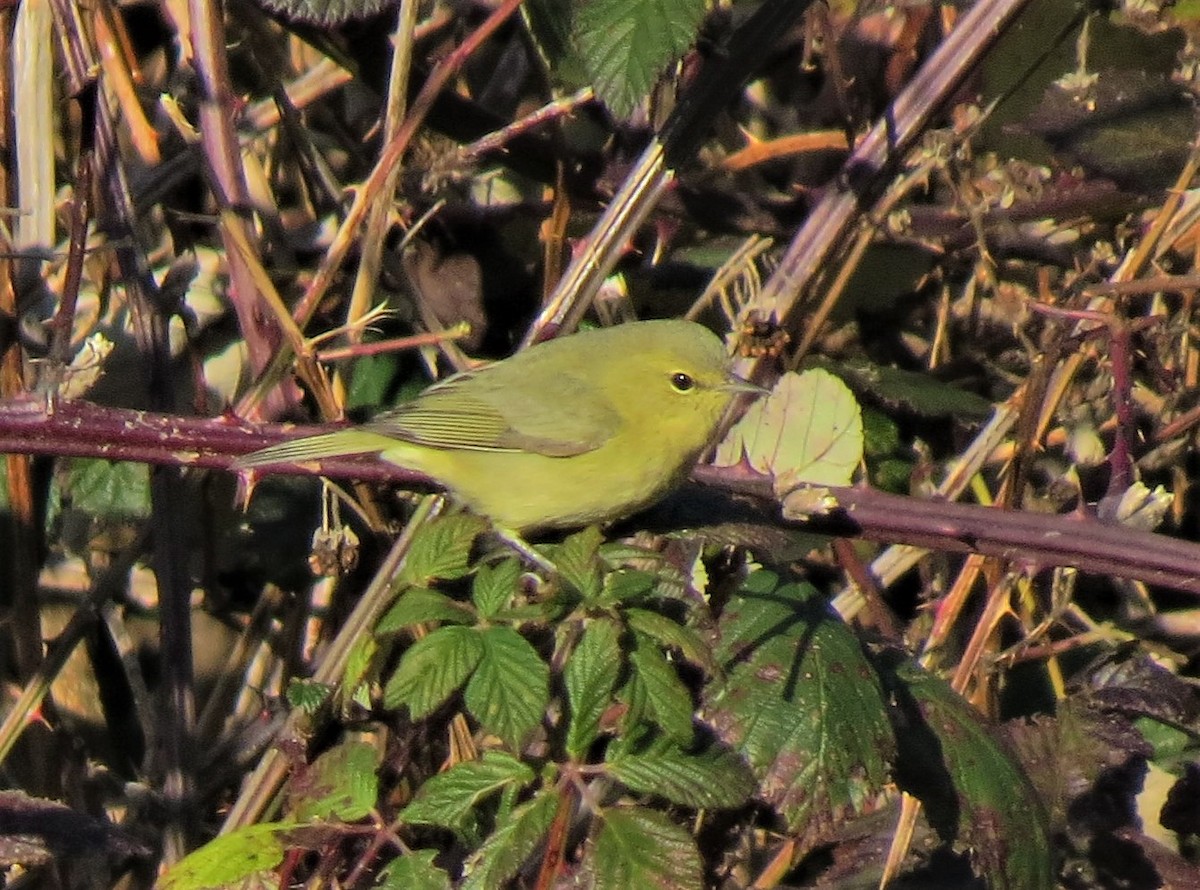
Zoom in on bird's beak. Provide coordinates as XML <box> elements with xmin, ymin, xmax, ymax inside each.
<box><xmin>722</xmin><ymin>373</ymin><xmax>771</xmax><ymax>396</ymax></box>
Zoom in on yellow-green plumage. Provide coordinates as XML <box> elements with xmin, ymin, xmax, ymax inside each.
<box><xmin>236</xmin><ymin>320</ymin><xmax>759</xmax><ymax>533</ymax></box>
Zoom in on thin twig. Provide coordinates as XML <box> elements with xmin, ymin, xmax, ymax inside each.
<box><xmin>754</xmin><ymin>0</ymin><xmax>1036</xmax><ymax>333</ymax></box>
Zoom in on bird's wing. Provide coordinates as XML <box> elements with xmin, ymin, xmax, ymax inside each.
<box><xmin>363</xmin><ymin>369</ymin><xmax>620</xmax><ymax>456</ymax></box>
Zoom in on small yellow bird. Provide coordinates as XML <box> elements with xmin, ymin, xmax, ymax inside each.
<box><xmin>237</xmin><ymin>319</ymin><xmax>763</xmax><ymax>533</ymax></box>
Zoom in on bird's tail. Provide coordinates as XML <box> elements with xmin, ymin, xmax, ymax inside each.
<box><xmin>234</xmin><ymin>429</ymin><xmax>398</xmax><ymax>470</ymax></box>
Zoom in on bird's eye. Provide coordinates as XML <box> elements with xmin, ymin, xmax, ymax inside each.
<box><xmin>671</xmin><ymin>372</ymin><xmax>695</xmax><ymax>392</ymax></box>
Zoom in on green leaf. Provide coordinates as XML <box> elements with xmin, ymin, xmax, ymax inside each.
<box><xmin>625</xmin><ymin>633</ymin><xmax>694</xmax><ymax>743</ymax></box>
<box><xmin>522</xmin><ymin>0</ymin><xmax>575</xmax><ymax>71</ymax></box>
<box><xmin>288</xmin><ymin>740</ymin><xmax>380</xmax><ymax>823</ymax></box>
<box><xmin>159</xmin><ymin>822</ymin><xmax>296</xmax><ymax>889</ymax></box>
<box><xmin>253</xmin><ymin>0</ymin><xmax>395</xmax><ymax>27</ymax></box>
<box><xmin>625</xmin><ymin>608</ymin><xmax>715</xmax><ymax>674</ymax></box>
<box><xmin>465</xmin><ymin>626</ymin><xmax>550</xmax><ymax>749</ymax></box>
<box><xmin>883</xmin><ymin>657</ymin><xmax>1054</xmax><ymax>890</ymax></box>
<box><xmin>472</xmin><ymin>558</ymin><xmax>523</xmax><ymax>619</ymax></box>
<box><xmin>861</xmin><ymin>406</ymin><xmax>901</xmax><ymax>458</ymax></box>
<box><xmin>461</xmin><ymin>790</ymin><xmax>559</xmax><ymax>890</ymax></box>
<box><xmin>832</xmin><ymin>358</ymin><xmax>994</xmax><ymax>419</ymax></box>
<box><xmin>1135</xmin><ymin>715</ymin><xmax>1194</xmax><ymax>768</ymax></box>
<box><xmin>346</xmin><ymin>349</ymin><xmax>405</xmax><ymax>413</ymax></box>
<box><xmin>377</xmin><ymin>849</ymin><xmax>452</xmax><ymax>890</ymax></box>
<box><xmin>1056</xmin><ymin>106</ymin><xmax>1194</xmax><ymax>190</ymax></box>
<box><xmin>341</xmin><ymin>633</ymin><xmax>377</xmax><ymax>697</ymax></box>
<box><xmin>287</xmin><ymin>678</ymin><xmax>334</xmax><ymax>714</ymax></box>
<box><xmin>599</xmin><ymin>569</ymin><xmax>657</xmax><ymax>605</ymax></box>
<box><xmin>66</xmin><ymin>458</ymin><xmax>152</xmax><ymax>518</ymax></box>
<box><xmin>606</xmin><ymin>735</ymin><xmax>754</xmax><ymax>809</ymax></box>
<box><xmin>400</xmin><ymin>751</ymin><xmax>535</xmax><ymax>836</ymax></box>
<box><xmin>861</xmin><ymin>406</ymin><xmax>914</xmax><ymax>491</ymax></box>
<box><xmin>350</xmin><ymin>677</ymin><xmax>372</xmax><ymax>711</ymax></box>
<box><xmin>397</xmin><ymin>514</ymin><xmax>487</xmax><ymax>587</ymax></box>
<box><xmin>597</xmin><ymin>540</ymin><xmax>665</xmax><ymax>564</ymax></box>
<box><xmin>492</xmin><ymin>601</ymin><xmax>564</xmax><ymax>624</ymax></box>
<box><xmin>384</xmin><ymin>626</ymin><xmax>484</xmax><ymax>716</ymax></box>
<box><xmin>584</xmin><ymin>805</ymin><xmax>703</xmax><ymax>890</ymax></box>
<box><xmin>873</xmin><ymin>457</ymin><xmax>913</xmax><ymax>493</ymax></box>
<box><xmin>548</xmin><ymin>525</ymin><xmax>603</xmax><ymax>599</ymax></box>
<box><xmin>703</xmin><ymin>571</ymin><xmax>894</xmax><ymax>846</ymax></box>
<box><xmin>714</xmin><ymin>369</ymin><xmax>863</xmax><ymax>496</ymax></box>
<box><xmin>574</xmin><ymin>0</ymin><xmax>707</xmax><ymax>118</ymax></box>
<box><xmin>377</xmin><ymin>587</ymin><xmax>475</xmax><ymax>635</ymax></box>
<box><xmin>565</xmin><ymin>617</ymin><xmax>623</xmax><ymax>758</ymax></box>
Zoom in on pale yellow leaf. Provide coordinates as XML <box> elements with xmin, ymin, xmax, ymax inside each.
<box><xmin>715</xmin><ymin>369</ymin><xmax>863</xmax><ymax>497</ymax></box>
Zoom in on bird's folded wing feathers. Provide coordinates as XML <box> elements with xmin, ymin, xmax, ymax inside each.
<box><xmin>365</xmin><ymin>372</ymin><xmax>619</xmax><ymax>456</ymax></box>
